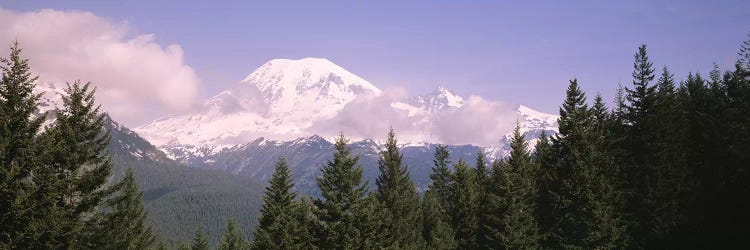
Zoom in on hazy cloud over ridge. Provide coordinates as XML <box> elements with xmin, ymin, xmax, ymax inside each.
<box><xmin>0</xmin><ymin>7</ymin><xmax>202</xmax><ymax>126</ymax></box>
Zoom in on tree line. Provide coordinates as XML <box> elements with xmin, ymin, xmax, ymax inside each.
<box><xmin>3</xmin><ymin>32</ymin><xmax>750</xmax><ymax>249</ymax></box>
<box><xmin>0</xmin><ymin>41</ymin><xmax>154</xmax><ymax>249</ymax></box>
<box><xmin>210</xmin><ymin>36</ymin><xmax>750</xmax><ymax>249</ymax></box>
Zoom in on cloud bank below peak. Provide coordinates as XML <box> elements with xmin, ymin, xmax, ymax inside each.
<box><xmin>0</xmin><ymin>7</ymin><xmax>202</xmax><ymax>126</ymax></box>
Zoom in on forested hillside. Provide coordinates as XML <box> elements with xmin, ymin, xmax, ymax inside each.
<box><xmin>106</xmin><ymin>116</ymin><xmax>264</xmax><ymax>247</ymax></box>
<box><xmin>2</xmin><ymin>32</ymin><xmax>750</xmax><ymax>249</ymax></box>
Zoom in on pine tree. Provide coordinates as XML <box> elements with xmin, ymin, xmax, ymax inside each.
<box><xmin>532</xmin><ymin>131</ymin><xmax>554</xmax><ymax>247</ymax></box>
<box><xmin>27</xmin><ymin>81</ymin><xmax>113</xmax><ymax>248</ymax></box>
<box><xmin>645</xmin><ymin>66</ymin><xmax>692</xmax><ymax>245</ymax></box>
<box><xmin>375</xmin><ymin>128</ymin><xmax>422</xmax><ymax>248</ymax></box>
<box><xmin>474</xmin><ymin>151</ymin><xmax>489</xmax><ymax>190</ymax></box>
<box><xmin>429</xmin><ymin>144</ymin><xmax>453</xmax><ymax>211</ymax></box>
<box><xmin>482</xmin><ymin>126</ymin><xmax>540</xmax><ymax>249</ymax></box>
<box><xmin>90</xmin><ymin>168</ymin><xmax>155</xmax><ymax>249</ymax></box>
<box><xmin>547</xmin><ymin>79</ymin><xmax>592</xmax><ymax>247</ymax></box>
<box><xmin>191</xmin><ymin>228</ymin><xmax>209</xmax><ymax>250</ymax></box>
<box><xmin>219</xmin><ymin>218</ymin><xmax>246</xmax><ymax>250</ymax></box>
<box><xmin>586</xmin><ymin>94</ymin><xmax>629</xmax><ymax>248</ymax></box>
<box><xmin>448</xmin><ymin>158</ymin><xmax>480</xmax><ymax>249</ymax></box>
<box><xmin>0</xmin><ymin>41</ymin><xmax>43</xmax><ymax>248</ymax></box>
<box><xmin>253</xmin><ymin>157</ymin><xmax>309</xmax><ymax>250</ymax></box>
<box><xmin>421</xmin><ymin>190</ymin><xmax>456</xmax><ymax>250</ymax></box>
<box><xmin>312</xmin><ymin>133</ymin><xmax>374</xmax><ymax>249</ymax></box>
<box><xmin>473</xmin><ymin>151</ymin><xmax>490</xmax><ymax>248</ymax></box>
<box><xmin>622</xmin><ymin>44</ymin><xmax>661</xmax><ymax>247</ymax></box>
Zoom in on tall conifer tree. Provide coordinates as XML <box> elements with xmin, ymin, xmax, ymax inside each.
<box><xmin>429</xmin><ymin>144</ymin><xmax>453</xmax><ymax>210</ymax></box>
<box><xmin>0</xmin><ymin>41</ymin><xmax>43</xmax><ymax>248</ymax></box>
<box><xmin>313</xmin><ymin>133</ymin><xmax>375</xmax><ymax>249</ymax></box>
<box><xmin>219</xmin><ymin>218</ymin><xmax>246</xmax><ymax>250</ymax></box>
<box><xmin>375</xmin><ymin>128</ymin><xmax>422</xmax><ymax>248</ymax></box>
<box><xmin>449</xmin><ymin>158</ymin><xmax>480</xmax><ymax>249</ymax></box>
<box><xmin>89</xmin><ymin>169</ymin><xmax>155</xmax><ymax>249</ymax></box>
<box><xmin>191</xmin><ymin>228</ymin><xmax>209</xmax><ymax>250</ymax></box>
<box><xmin>482</xmin><ymin>126</ymin><xmax>540</xmax><ymax>249</ymax></box>
<box><xmin>28</xmin><ymin>81</ymin><xmax>113</xmax><ymax>248</ymax></box>
<box><xmin>253</xmin><ymin>157</ymin><xmax>309</xmax><ymax>250</ymax></box>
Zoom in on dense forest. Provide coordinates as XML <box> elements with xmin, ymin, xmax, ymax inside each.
<box><xmin>2</xmin><ymin>33</ymin><xmax>750</xmax><ymax>249</ymax></box>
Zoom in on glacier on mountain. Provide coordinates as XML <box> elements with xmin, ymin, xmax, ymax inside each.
<box><xmin>134</xmin><ymin>57</ymin><xmax>559</xmax><ymax>157</ymax></box>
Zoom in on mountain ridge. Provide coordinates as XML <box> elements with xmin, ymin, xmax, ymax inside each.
<box><xmin>134</xmin><ymin>57</ymin><xmax>559</xmax><ymax>148</ymax></box>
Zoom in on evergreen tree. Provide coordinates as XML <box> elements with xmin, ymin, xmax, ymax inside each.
<box><xmin>0</xmin><ymin>41</ymin><xmax>43</xmax><ymax>248</ymax></box>
<box><xmin>473</xmin><ymin>151</ymin><xmax>490</xmax><ymax>248</ymax></box>
<box><xmin>644</xmin><ymin>66</ymin><xmax>692</xmax><ymax>245</ymax></box>
<box><xmin>448</xmin><ymin>158</ymin><xmax>480</xmax><ymax>249</ymax></box>
<box><xmin>586</xmin><ymin>94</ymin><xmax>629</xmax><ymax>248</ymax></box>
<box><xmin>312</xmin><ymin>133</ymin><xmax>375</xmax><ymax>249</ymax></box>
<box><xmin>532</xmin><ymin>131</ymin><xmax>555</xmax><ymax>247</ymax></box>
<box><xmin>253</xmin><ymin>157</ymin><xmax>309</xmax><ymax>250</ymax></box>
<box><xmin>27</xmin><ymin>81</ymin><xmax>113</xmax><ymax>248</ymax></box>
<box><xmin>421</xmin><ymin>190</ymin><xmax>455</xmax><ymax>250</ymax></box>
<box><xmin>375</xmin><ymin>128</ymin><xmax>422</xmax><ymax>248</ymax></box>
<box><xmin>482</xmin><ymin>126</ymin><xmax>540</xmax><ymax>249</ymax></box>
<box><xmin>547</xmin><ymin>79</ymin><xmax>592</xmax><ymax>247</ymax></box>
<box><xmin>219</xmin><ymin>218</ymin><xmax>246</xmax><ymax>250</ymax></box>
<box><xmin>474</xmin><ymin>151</ymin><xmax>489</xmax><ymax>190</ymax></box>
<box><xmin>191</xmin><ymin>228</ymin><xmax>209</xmax><ymax>250</ymax></box>
<box><xmin>429</xmin><ymin>144</ymin><xmax>453</xmax><ymax>210</ymax></box>
<box><xmin>89</xmin><ymin>168</ymin><xmax>155</xmax><ymax>249</ymax></box>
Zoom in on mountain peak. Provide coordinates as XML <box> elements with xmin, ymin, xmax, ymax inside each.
<box><xmin>404</xmin><ymin>86</ymin><xmax>464</xmax><ymax>112</ymax></box>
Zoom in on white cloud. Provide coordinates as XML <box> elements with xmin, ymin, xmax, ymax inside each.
<box><xmin>308</xmin><ymin>88</ymin><xmax>518</xmax><ymax>146</ymax></box>
<box><xmin>0</xmin><ymin>8</ymin><xmax>201</xmax><ymax>126</ymax></box>
<box><xmin>430</xmin><ymin>95</ymin><xmax>517</xmax><ymax>146</ymax></box>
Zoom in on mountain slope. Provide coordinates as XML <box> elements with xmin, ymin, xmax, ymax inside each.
<box><xmin>106</xmin><ymin>117</ymin><xmax>264</xmax><ymax>247</ymax></box>
<box><xmin>135</xmin><ymin>58</ymin><xmax>382</xmax><ymax>146</ymax></box>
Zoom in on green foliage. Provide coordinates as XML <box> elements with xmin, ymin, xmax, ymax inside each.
<box><xmin>375</xmin><ymin>128</ymin><xmax>423</xmax><ymax>249</ymax></box>
<box><xmin>25</xmin><ymin>81</ymin><xmax>114</xmax><ymax>249</ymax></box>
<box><xmin>252</xmin><ymin>157</ymin><xmax>311</xmax><ymax>250</ymax></box>
<box><xmin>448</xmin><ymin>158</ymin><xmax>479</xmax><ymax>249</ymax></box>
<box><xmin>312</xmin><ymin>133</ymin><xmax>375</xmax><ymax>249</ymax></box>
<box><xmin>219</xmin><ymin>218</ymin><xmax>247</xmax><ymax>250</ymax></box>
<box><xmin>89</xmin><ymin>168</ymin><xmax>156</xmax><ymax>249</ymax></box>
<box><xmin>482</xmin><ymin>126</ymin><xmax>540</xmax><ymax>249</ymax></box>
<box><xmin>0</xmin><ymin>41</ymin><xmax>43</xmax><ymax>248</ymax></box>
<box><xmin>106</xmin><ymin>123</ymin><xmax>263</xmax><ymax>248</ymax></box>
<box><xmin>421</xmin><ymin>190</ymin><xmax>455</xmax><ymax>249</ymax></box>
<box><xmin>429</xmin><ymin>144</ymin><xmax>453</xmax><ymax>210</ymax></box>
<box><xmin>191</xmin><ymin>228</ymin><xmax>210</xmax><ymax>250</ymax></box>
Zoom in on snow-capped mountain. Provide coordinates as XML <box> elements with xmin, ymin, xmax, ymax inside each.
<box><xmin>136</xmin><ymin>57</ymin><xmax>559</xmax><ymax>164</ymax></box>
<box><xmin>135</xmin><ymin>58</ymin><xmax>382</xmax><ymax>146</ymax></box>
<box><xmin>405</xmin><ymin>86</ymin><xmax>463</xmax><ymax>112</ymax></box>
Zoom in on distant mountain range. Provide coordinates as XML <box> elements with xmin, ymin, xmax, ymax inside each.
<box><xmin>32</xmin><ymin>57</ymin><xmax>561</xmax><ymax>245</ymax></box>
<box><xmin>130</xmin><ymin>57</ymin><xmax>558</xmax><ymax>193</ymax></box>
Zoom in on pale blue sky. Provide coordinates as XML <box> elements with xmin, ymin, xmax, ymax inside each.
<box><xmin>3</xmin><ymin>0</ymin><xmax>748</xmax><ymax>114</ymax></box>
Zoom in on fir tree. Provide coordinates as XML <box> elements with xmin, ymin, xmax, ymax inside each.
<box><xmin>473</xmin><ymin>151</ymin><xmax>490</xmax><ymax>248</ymax></box>
<box><xmin>448</xmin><ymin>158</ymin><xmax>480</xmax><ymax>249</ymax></box>
<box><xmin>375</xmin><ymin>128</ymin><xmax>422</xmax><ymax>248</ymax></box>
<box><xmin>622</xmin><ymin>44</ymin><xmax>660</xmax><ymax>247</ymax></box>
<box><xmin>0</xmin><ymin>41</ymin><xmax>43</xmax><ymax>248</ymax></box>
<box><xmin>482</xmin><ymin>126</ymin><xmax>540</xmax><ymax>249</ymax></box>
<box><xmin>312</xmin><ymin>133</ymin><xmax>373</xmax><ymax>249</ymax></box>
<box><xmin>547</xmin><ymin>79</ymin><xmax>592</xmax><ymax>247</ymax></box>
<box><xmin>421</xmin><ymin>190</ymin><xmax>456</xmax><ymax>250</ymax></box>
<box><xmin>90</xmin><ymin>168</ymin><xmax>155</xmax><ymax>249</ymax></box>
<box><xmin>429</xmin><ymin>144</ymin><xmax>453</xmax><ymax>210</ymax></box>
<box><xmin>532</xmin><ymin>131</ymin><xmax>555</xmax><ymax>247</ymax></box>
<box><xmin>27</xmin><ymin>81</ymin><xmax>113</xmax><ymax>248</ymax></box>
<box><xmin>219</xmin><ymin>218</ymin><xmax>246</xmax><ymax>250</ymax></box>
<box><xmin>253</xmin><ymin>157</ymin><xmax>309</xmax><ymax>250</ymax></box>
<box><xmin>474</xmin><ymin>151</ymin><xmax>489</xmax><ymax>190</ymax></box>
<box><xmin>191</xmin><ymin>228</ymin><xmax>209</xmax><ymax>250</ymax></box>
